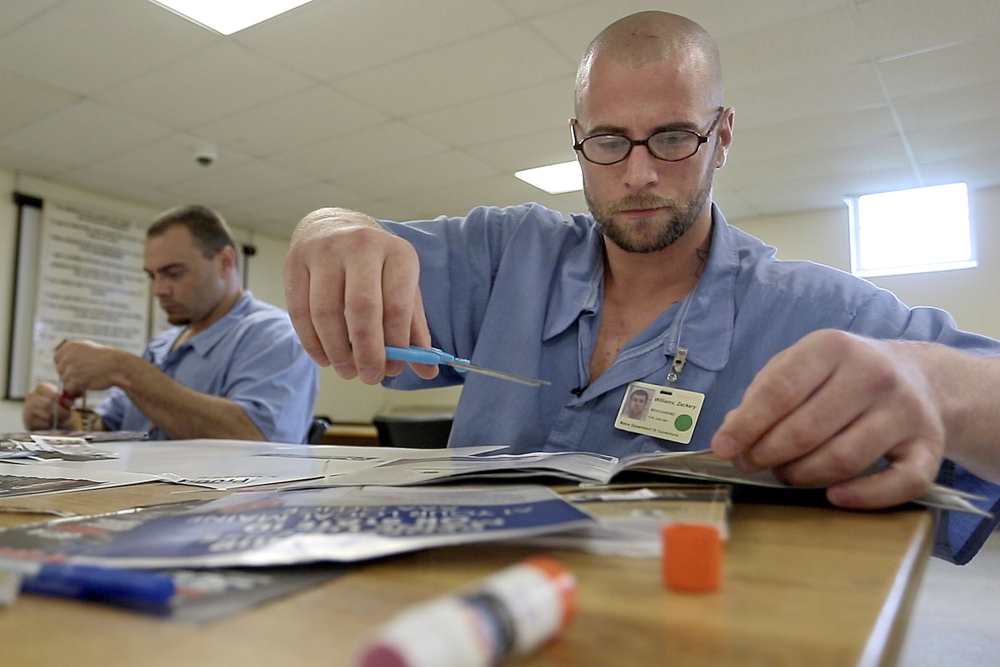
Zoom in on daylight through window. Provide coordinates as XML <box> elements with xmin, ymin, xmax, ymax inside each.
<box><xmin>848</xmin><ymin>182</ymin><xmax>976</xmax><ymax>278</ymax></box>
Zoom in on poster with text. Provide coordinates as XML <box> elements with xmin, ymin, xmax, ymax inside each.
<box><xmin>30</xmin><ymin>201</ymin><xmax>149</xmax><ymax>391</ymax></box>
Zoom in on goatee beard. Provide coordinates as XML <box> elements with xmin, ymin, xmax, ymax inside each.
<box><xmin>587</xmin><ymin>184</ymin><xmax>711</xmax><ymax>253</ymax></box>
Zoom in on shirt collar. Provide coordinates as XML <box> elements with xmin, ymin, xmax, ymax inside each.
<box><xmin>151</xmin><ymin>291</ymin><xmax>254</xmax><ymax>358</ymax></box>
<box><xmin>541</xmin><ymin>205</ymin><xmax>737</xmax><ymax>372</ymax></box>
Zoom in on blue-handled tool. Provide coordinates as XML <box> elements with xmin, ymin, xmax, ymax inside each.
<box><xmin>385</xmin><ymin>345</ymin><xmax>550</xmax><ymax>387</ymax></box>
<box><xmin>0</xmin><ymin>557</ymin><xmax>175</xmax><ymax>613</ymax></box>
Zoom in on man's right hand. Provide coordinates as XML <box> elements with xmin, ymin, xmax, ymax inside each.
<box><xmin>283</xmin><ymin>207</ymin><xmax>438</xmax><ymax>385</ymax></box>
<box><xmin>23</xmin><ymin>381</ymin><xmax>72</xmax><ymax>431</ymax></box>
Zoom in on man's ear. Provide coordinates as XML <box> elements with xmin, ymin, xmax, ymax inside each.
<box><xmin>715</xmin><ymin>107</ymin><xmax>734</xmax><ymax>169</ymax></box>
<box><xmin>217</xmin><ymin>245</ymin><xmax>238</xmax><ymax>274</ymax></box>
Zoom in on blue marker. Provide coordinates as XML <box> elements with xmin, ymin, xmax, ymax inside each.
<box><xmin>0</xmin><ymin>557</ymin><xmax>175</xmax><ymax>613</ymax></box>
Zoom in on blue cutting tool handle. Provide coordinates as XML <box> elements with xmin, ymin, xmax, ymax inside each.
<box><xmin>20</xmin><ymin>562</ymin><xmax>175</xmax><ymax>610</ymax></box>
<box><xmin>385</xmin><ymin>345</ymin><xmax>467</xmax><ymax>371</ymax></box>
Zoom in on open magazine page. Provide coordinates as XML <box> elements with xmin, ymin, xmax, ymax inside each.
<box><xmin>284</xmin><ymin>448</ymin><xmax>990</xmax><ymax>517</ymax></box>
<box><xmin>0</xmin><ymin>485</ymin><xmax>594</xmax><ymax>569</ymax></box>
<box><xmin>284</xmin><ymin>451</ymin><xmax>621</xmax><ymax>488</ymax></box>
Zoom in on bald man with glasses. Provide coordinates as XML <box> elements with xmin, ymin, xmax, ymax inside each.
<box><xmin>284</xmin><ymin>11</ymin><xmax>1000</xmax><ymax>564</ymax></box>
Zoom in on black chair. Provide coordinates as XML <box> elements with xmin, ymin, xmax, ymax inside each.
<box><xmin>307</xmin><ymin>416</ymin><xmax>332</xmax><ymax>444</ymax></box>
<box><xmin>372</xmin><ymin>413</ymin><xmax>453</xmax><ymax>448</ymax></box>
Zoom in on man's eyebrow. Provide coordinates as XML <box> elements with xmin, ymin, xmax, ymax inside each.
<box><xmin>584</xmin><ymin>120</ymin><xmax>701</xmax><ymax>136</ymax></box>
<box><xmin>145</xmin><ymin>262</ymin><xmax>185</xmax><ymax>276</ymax></box>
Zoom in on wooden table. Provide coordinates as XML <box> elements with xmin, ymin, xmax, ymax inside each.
<box><xmin>319</xmin><ymin>423</ymin><xmax>380</xmax><ymax>446</ymax></box>
<box><xmin>0</xmin><ymin>483</ymin><xmax>933</xmax><ymax>667</ymax></box>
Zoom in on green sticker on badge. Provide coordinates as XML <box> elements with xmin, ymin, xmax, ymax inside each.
<box><xmin>674</xmin><ymin>414</ymin><xmax>693</xmax><ymax>432</ymax></box>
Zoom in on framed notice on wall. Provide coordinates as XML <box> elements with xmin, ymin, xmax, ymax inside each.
<box><xmin>7</xmin><ymin>197</ymin><xmax>150</xmax><ymax>399</ymax></box>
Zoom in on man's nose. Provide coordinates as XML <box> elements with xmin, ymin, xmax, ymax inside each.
<box><xmin>151</xmin><ymin>277</ymin><xmax>170</xmax><ymax>296</ymax></box>
<box><xmin>622</xmin><ymin>145</ymin><xmax>660</xmax><ymax>189</ymax></box>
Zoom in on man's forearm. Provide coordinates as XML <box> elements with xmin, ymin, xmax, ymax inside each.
<box><xmin>112</xmin><ymin>355</ymin><xmax>264</xmax><ymax>440</ymax></box>
<box><xmin>912</xmin><ymin>341</ymin><xmax>1000</xmax><ymax>482</ymax></box>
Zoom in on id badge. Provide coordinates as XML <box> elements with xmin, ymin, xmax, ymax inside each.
<box><xmin>615</xmin><ymin>381</ymin><xmax>705</xmax><ymax>445</ymax></box>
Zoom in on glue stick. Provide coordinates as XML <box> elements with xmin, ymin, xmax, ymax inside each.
<box><xmin>357</xmin><ymin>556</ymin><xmax>577</xmax><ymax>667</ymax></box>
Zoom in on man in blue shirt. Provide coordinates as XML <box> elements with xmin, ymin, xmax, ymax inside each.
<box><xmin>282</xmin><ymin>12</ymin><xmax>1000</xmax><ymax>561</ymax></box>
<box><xmin>23</xmin><ymin>205</ymin><xmax>318</xmax><ymax>443</ymax></box>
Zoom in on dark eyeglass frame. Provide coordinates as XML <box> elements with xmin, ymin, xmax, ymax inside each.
<box><xmin>571</xmin><ymin>107</ymin><xmax>726</xmax><ymax>165</ymax></box>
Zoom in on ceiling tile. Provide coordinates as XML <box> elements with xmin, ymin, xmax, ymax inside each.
<box><xmin>161</xmin><ymin>159</ymin><xmax>315</xmax><ymax>207</ymax></box>
<box><xmin>226</xmin><ymin>182</ymin><xmax>372</xmax><ymax>229</ymax></box>
<box><xmin>334</xmin><ymin>151</ymin><xmax>500</xmax><ymax>200</ymax></box>
<box><xmin>0</xmin><ymin>100</ymin><xmax>173</xmax><ymax>167</ymax></box>
<box><xmin>269</xmin><ymin>121</ymin><xmax>449</xmax><ymax>180</ymax></box>
<box><xmin>732</xmin><ymin>106</ymin><xmax>899</xmax><ymax>163</ymax></box>
<box><xmin>0</xmin><ymin>68</ymin><xmax>79</xmax><ymax>136</ymax></box>
<box><xmin>407</xmin><ymin>77</ymin><xmax>575</xmax><ymax>149</ymax></box>
<box><xmin>333</xmin><ymin>24</ymin><xmax>574</xmax><ymax>116</ymax></box>
<box><xmin>192</xmin><ymin>85</ymin><xmax>389</xmax><ymax>157</ymax></box>
<box><xmin>95</xmin><ymin>41</ymin><xmax>314</xmax><ymax>129</ymax></box>
<box><xmin>879</xmin><ymin>35</ymin><xmax>1000</xmax><ymax>101</ymax></box>
<box><xmin>727</xmin><ymin>65</ymin><xmax>884</xmax><ymax>129</ymax></box>
<box><xmin>722</xmin><ymin>136</ymin><xmax>912</xmax><ymax>191</ymax></box>
<box><xmin>0</xmin><ymin>0</ymin><xmax>63</xmax><ymax>36</ymax></box>
<box><xmin>528</xmin><ymin>0</ymin><xmax>846</xmax><ymax>62</ymax></box>
<box><xmin>235</xmin><ymin>0</ymin><xmax>517</xmax><ymax>80</ymax></box>
<box><xmin>0</xmin><ymin>0</ymin><xmax>216</xmax><ymax>95</ymax></box>
<box><xmin>82</xmin><ymin>134</ymin><xmax>253</xmax><ymax>189</ymax></box>
<box><xmin>718</xmin><ymin>7</ymin><xmax>867</xmax><ymax>88</ymax></box>
<box><xmin>856</xmin><ymin>0</ymin><xmax>1000</xmax><ymax>60</ymax></box>
<box><xmin>0</xmin><ymin>144</ymin><xmax>77</xmax><ymax>178</ymax></box>
<box><xmin>384</xmin><ymin>173</ymin><xmax>579</xmax><ymax>219</ymax></box>
<box><xmin>920</xmin><ymin>147</ymin><xmax>1000</xmax><ymax>192</ymax></box>
<box><xmin>909</xmin><ymin>117</ymin><xmax>1000</xmax><ymax>164</ymax></box>
<box><xmin>465</xmin><ymin>127</ymin><xmax>577</xmax><ymax>173</ymax></box>
<box><xmin>499</xmin><ymin>0</ymin><xmax>588</xmax><ymax>19</ymax></box>
<box><xmin>0</xmin><ymin>0</ymin><xmax>997</xmax><ymax>238</ymax></box>
<box><xmin>55</xmin><ymin>170</ymin><xmax>179</xmax><ymax>213</ymax></box>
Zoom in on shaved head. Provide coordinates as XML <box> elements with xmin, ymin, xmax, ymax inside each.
<box><xmin>575</xmin><ymin>11</ymin><xmax>723</xmax><ymax>115</ymax></box>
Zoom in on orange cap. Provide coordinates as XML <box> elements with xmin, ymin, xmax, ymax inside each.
<box><xmin>661</xmin><ymin>523</ymin><xmax>723</xmax><ymax>593</ymax></box>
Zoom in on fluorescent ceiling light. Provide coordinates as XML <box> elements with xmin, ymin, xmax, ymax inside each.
<box><xmin>515</xmin><ymin>161</ymin><xmax>583</xmax><ymax>195</ymax></box>
<box><xmin>149</xmin><ymin>0</ymin><xmax>317</xmax><ymax>35</ymax></box>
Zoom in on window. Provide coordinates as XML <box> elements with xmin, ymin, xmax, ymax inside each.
<box><xmin>847</xmin><ymin>182</ymin><xmax>976</xmax><ymax>277</ymax></box>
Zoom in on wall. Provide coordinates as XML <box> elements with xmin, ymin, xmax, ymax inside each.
<box><xmin>2</xmin><ymin>172</ymin><xmax>994</xmax><ymax>431</ymax></box>
<box><xmin>0</xmin><ymin>169</ymin><xmax>17</xmax><ymax>430</ymax></box>
<box><xmin>736</xmin><ymin>183</ymin><xmax>1000</xmax><ymax>340</ymax></box>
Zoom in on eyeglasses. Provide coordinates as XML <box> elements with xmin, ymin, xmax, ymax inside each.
<box><xmin>572</xmin><ymin>107</ymin><xmax>725</xmax><ymax>165</ymax></box>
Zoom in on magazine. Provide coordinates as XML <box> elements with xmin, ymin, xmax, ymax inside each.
<box><xmin>283</xmin><ymin>448</ymin><xmax>991</xmax><ymax>517</ymax></box>
<box><xmin>0</xmin><ymin>485</ymin><xmax>594</xmax><ymax>569</ymax></box>
<box><xmin>0</xmin><ymin>499</ymin><xmax>349</xmax><ymax>623</ymax></box>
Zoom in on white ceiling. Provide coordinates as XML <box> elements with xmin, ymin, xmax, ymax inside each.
<box><xmin>1</xmin><ymin>0</ymin><xmax>999</xmax><ymax>238</ymax></box>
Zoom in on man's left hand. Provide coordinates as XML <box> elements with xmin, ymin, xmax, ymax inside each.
<box><xmin>710</xmin><ymin>329</ymin><xmax>946</xmax><ymax>509</ymax></box>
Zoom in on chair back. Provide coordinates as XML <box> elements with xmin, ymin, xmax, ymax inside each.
<box><xmin>307</xmin><ymin>416</ymin><xmax>332</xmax><ymax>444</ymax></box>
<box><xmin>372</xmin><ymin>413</ymin><xmax>453</xmax><ymax>448</ymax></box>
